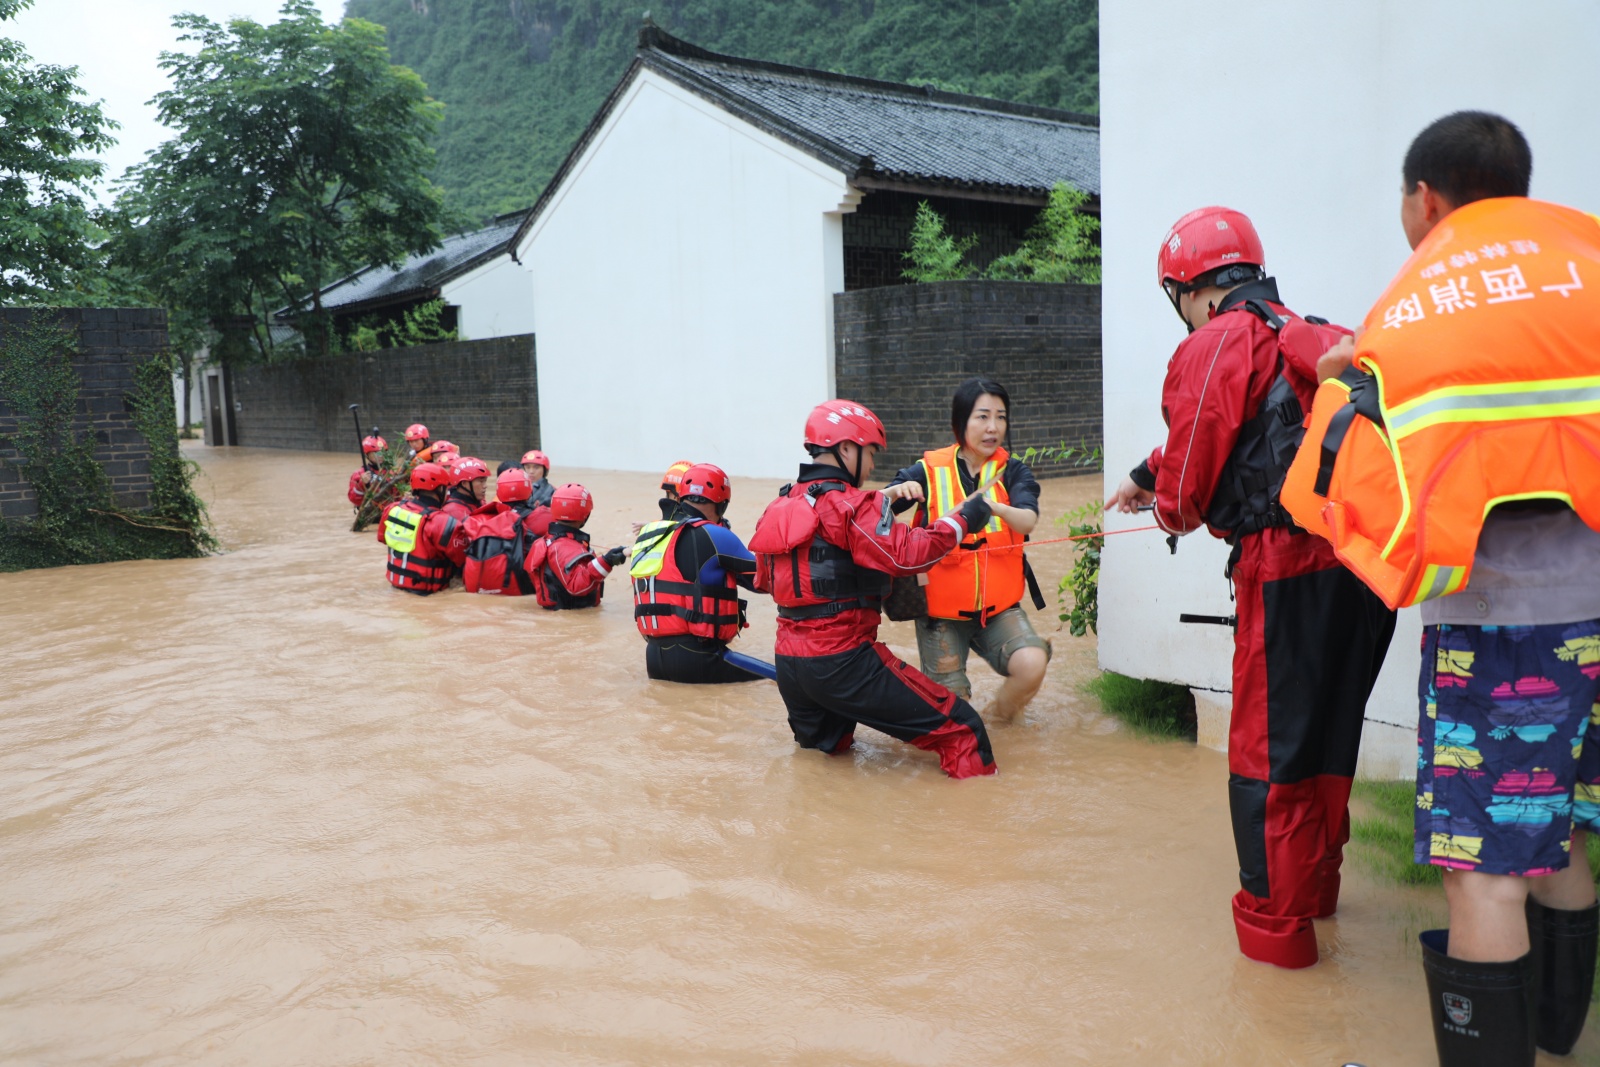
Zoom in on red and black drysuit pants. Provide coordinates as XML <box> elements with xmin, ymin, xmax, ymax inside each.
<box><xmin>1227</xmin><ymin>527</ymin><xmax>1395</xmax><ymax>968</ymax></box>
<box><xmin>776</xmin><ymin>642</ymin><xmax>996</xmax><ymax>779</ymax></box>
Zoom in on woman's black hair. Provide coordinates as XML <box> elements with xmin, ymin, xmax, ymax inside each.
<box><xmin>951</xmin><ymin>377</ymin><xmax>1011</xmax><ymax>446</ymax></box>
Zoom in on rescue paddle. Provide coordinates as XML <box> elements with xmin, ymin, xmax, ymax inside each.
<box><xmin>722</xmin><ymin>650</ymin><xmax>778</xmax><ymax>681</ymax></box>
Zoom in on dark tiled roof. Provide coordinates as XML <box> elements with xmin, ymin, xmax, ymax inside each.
<box><xmin>290</xmin><ymin>210</ymin><xmax>529</xmax><ymax>318</ymax></box>
<box><xmin>642</xmin><ymin>28</ymin><xmax>1099</xmax><ymax>197</ymax></box>
<box><xmin>513</xmin><ymin>27</ymin><xmax>1098</xmax><ymax>251</ymax></box>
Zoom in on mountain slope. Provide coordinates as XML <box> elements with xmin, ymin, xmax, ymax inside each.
<box><xmin>343</xmin><ymin>0</ymin><xmax>1097</xmax><ymax>223</ymax></box>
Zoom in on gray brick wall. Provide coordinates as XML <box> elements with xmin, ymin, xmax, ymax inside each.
<box><xmin>230</xmin><ymin>334</ymin><xmax>538</xmax><ymax>466</ymax></box>
<box><xmin>0</xmin><ymin>308</ymin><xmax>168</xmax><ymax>520</ymax></box>
<box><xmin>834</xmin><ymin>281</ymin><xmax>1101</xmax><ymax>478</ymax></box>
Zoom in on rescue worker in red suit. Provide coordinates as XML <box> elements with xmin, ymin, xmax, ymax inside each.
<box><xmin>1107</xmin><ymin>208</ymin><xmax>1397</xmax><ymax>968</ymax></box>
<box><xmin>631</xmin><ymin>463</ymin><xmax>765</xmax><ymax>684</ymax></box>
<box><xmin>376</xmin><ymin>461</ymin><xmax>465</xmax><ymax>594</ymax></box>
<box><xmin>442</xmin><ymin>457</ymin><xmax>489</xmax><ymax>525</ymax></box>
<box><xmin>463</xmin><ymin>468</ymin><xmax>542</xmax><ymax>595</ymax></box>
<box><xmin>529</xmin><ymin>483</ymin><xmax>627</xmax><ymax>610</ymax></box>
<box><xmin>348</xmin><ymin>434</ymin><xmax>388</xmax><ymax>507</ymax></box>
<box><xmin>749</xmin><ymin>400</ymin><xmax>999</xmax><ymax>779</ymax></box>
<box><xmin>403</xmin><ymin>423</ymin><xmax>430</xmax><ymax>460</ymax></box>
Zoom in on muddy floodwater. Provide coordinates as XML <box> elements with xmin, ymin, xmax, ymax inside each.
<box><xmin>4</xmin><ymin>444</ymin><xmax>1528</xmax><ymax>1065</ymax></box>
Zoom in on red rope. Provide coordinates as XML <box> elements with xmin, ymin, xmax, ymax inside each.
<box><xmin>966</xmin><ymin>524</ymin><xmax>1160</xmax><ymax>553</ymax></box>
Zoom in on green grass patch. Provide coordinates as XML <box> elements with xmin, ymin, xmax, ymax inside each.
<box><xmin>1351</xmin><ymin>779</ymin><xmax>1600</xmax><ymax>889</ymax></box>
<box><xmin>1083</xmin><ymin>671</ymin><xmax>1197</xmax><ymax>741</ymax></box>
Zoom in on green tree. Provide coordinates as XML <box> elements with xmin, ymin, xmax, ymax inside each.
<box><xmin>901</xmin><ymin>200</ymin><xmax>977</xmax><ymax>282</ymax></box>
<box><xmin>0</xmin><ymin>0</ymin><xmax>117</xmax><ymax>302</ymax></box>
<box><xmin>111</xmin><ymin>0</ymin><xmax>451</xmax><ymax>359</ymax></box>
<box><xmin>983</xmin><ymin>182</ymin><xmax>1101</xmax><ymax>283</ymax></box>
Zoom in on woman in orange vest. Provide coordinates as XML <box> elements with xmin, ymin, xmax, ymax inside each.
<box><xmin>884</xmin><ymin>377</ymin><xmax>1049</xmax><ymax>724</ymax></box>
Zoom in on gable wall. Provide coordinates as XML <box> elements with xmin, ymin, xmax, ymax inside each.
<box><xmin>441</xmin><ymin>254</ymin><xmax>536</xmax><ymax>341</ymax></box>
<box><xmin>518</xmin><ymin>68</ymin><xmax>856</xmax><ymax>479</ymax></box>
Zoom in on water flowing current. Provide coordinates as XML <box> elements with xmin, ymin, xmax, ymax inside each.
<box><xmin>0</xmin><ymin>445</ymin><xmax>1486</xmax><ymax>1064</ymax></box>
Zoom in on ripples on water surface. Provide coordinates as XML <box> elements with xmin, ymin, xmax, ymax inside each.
<box><xmin>0</xmin><ymin>446</ymin><xmax>1480</xmax><ymax>1064</ymax></box>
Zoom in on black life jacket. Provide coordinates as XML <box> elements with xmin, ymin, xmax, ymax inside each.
<box><xmin>1204</xmin><ymin>287</ymin><xmax>1345</xmax><ymax>543</ymax></box>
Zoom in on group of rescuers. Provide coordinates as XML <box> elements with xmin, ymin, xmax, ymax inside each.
<box><xmin>360</xmin><ymin>383</ymin><xmax>1048</xmax><ymax>778</ymax></box>
<box><xmin>356</xmin><ymin>110</ymin><xmax>1597</xmax><ymax>1066</ymax></box>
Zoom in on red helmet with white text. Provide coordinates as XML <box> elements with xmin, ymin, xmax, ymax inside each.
<box><xmin>550</xmin><ymin>483</ymin><xmax>593</xmax><ymax>525</ymax></box>
<box><xmin>361</xmin><ymin>435</ymin><xmax>387</xmax><ymax>454</ymax></box>
<box><xmin>804</xmin><ymin>399</ymin><xmax>887</xmax><ymax>451</ymax></box>
<box><xmin>661</xmin><ymin>460</ymin><xmax>693</xmax><ymax>494</ymax></box>
<box><xmin>430</xmin><ymin>439</ymin><xmax>457</xmax><ymax>457</ymax></box>
<box><xmin>679</xmin><ymin>463</ymin><xmax>731</xmax><ymax>506</ymax></box>
<box><xmin>449</xmin><ymin>456</ymin><xmax>489</xmax><ymax>486</ymax></box>
<box><xmin>521</xmin><ymin>449</ymin><xmax>551</xmax><ymax>472</ymax></box>
<box><xmin>409</xmin><ymin>462</ymin><xmax>448</xmax><ymax>492</ymax></box>
<box><xmin>496</xmin><ymin>468</ymin><xmax>532</xmax><ymax>503</ymax></box>
<box><xmin>404</xmin><ymin>423</ymin><xmax>430</xmax><ymax>443</ymax></box>
<box><xmin>1157</xmin><ymin>206</ymin><xmax>1265</xmax><ymax>290</ymax></box>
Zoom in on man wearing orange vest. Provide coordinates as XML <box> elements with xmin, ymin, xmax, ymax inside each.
<box><xmin>1107</xmin><ymin>207</ymin><xmax>1397</xmax><ymax>970</ymax></box>
<box><xmin>1283</xmin><ymin>112</ymin><xmax>1600</xmax><ymax>1066</ymax></box>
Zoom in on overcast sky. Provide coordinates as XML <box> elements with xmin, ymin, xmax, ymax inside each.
<box><xmin>7</xmin><ymin>0</ymin><xmax>347</xmax><ymax>203</ymax></box>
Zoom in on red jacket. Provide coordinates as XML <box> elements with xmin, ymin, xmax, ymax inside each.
<box><xmin>377</xmin><ymin>497</ymin><xmax>467</xmax><ymax>569</ymax></box>
<box><xmin>531</xmin><ymin>525</ymin><xmax>612</xmax><ymax>609</ymax></box>
<box><xmin>348</xmin><ymin>469</ymin><xmax>369</xmax><ymax>506</ymax></box>
<box><xmin>1143</xmin><ymin>281</ymin><xmax>1344</xmax><ymax>539</ymax></box>
<box><xmin>441</xmin><ymin>493</ymin><xmax>476</xmax><ymax>527</ymax></box>
<box><xmin>751</xmin><ymin>464</ymin><xmax>967</xmax><ymax>657</ymax></box>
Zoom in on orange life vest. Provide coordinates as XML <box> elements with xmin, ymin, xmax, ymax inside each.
<box><xmin>920</xmin><ymin>445</ymin><xmax>1025</xmax><ymax>622</ymax></box>
<box><xmin>1281</xmin><ymin>197</ymin><xmax>1600</xmax><ymax>610</ymax></box>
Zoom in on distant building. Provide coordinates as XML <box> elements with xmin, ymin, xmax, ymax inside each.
<box><xmin>279</xmin><ymin>209</ymin><xmax>534</xmax><ymax>344</ymax></box>
<box><xmin>512</xmin><ymin>25</ymin><xmax>1099</xmax><ymax>477</ymax></box>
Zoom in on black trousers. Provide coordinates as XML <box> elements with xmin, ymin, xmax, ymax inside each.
<box><xmin>776</xmin><ymin>641</ymin><xmax>995</xmax><ymax>778</ymax></box>
<box><xmin>645</xmin><ymin>635</ymin><xmax>765</xmax><ymax>684</ymax></box>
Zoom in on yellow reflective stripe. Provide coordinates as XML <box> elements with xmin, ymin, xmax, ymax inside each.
<box><xmin>1386</xmin><ymin>375</ymin><xmax>1600</xmax><ymax>439</ymax></box>
<box><xmin>1483</xmin><ymin>490</ymin><xmax>1576</xmax><ymax>517</ymax></box>
<box><xmin>1414</xmin><ymin>564</ymin><xmax>1468</xmax><ymax>604</ymax></box>
<box><xmin>929</xmin><ymin>451</ymin><xmax>959</xmax><ymax>520</ymax></box>
<box><xmin>1366</xmin><ymin>360</ymin><xmax>1415</xmax><ymax>562</ymax></box>
<box><xmin>978</xmin><ymin>458</ymin><xmax>1003</xmax><ymax>533</ymax></box>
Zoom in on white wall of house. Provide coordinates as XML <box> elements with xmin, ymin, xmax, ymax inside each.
<box><xmin>516</xmin><ymin>67</ymin><xmax>859</xmax><ymax>478</ymax></box>
<box><xmin>442</xmin><ymin>254</ymin><xmax>537</xmax><ymax>341</ymax></box>
<box><xmin>1100</xmin><ymin>0</ymin><xmax>1600</xmax><ymax>775</ymax></box>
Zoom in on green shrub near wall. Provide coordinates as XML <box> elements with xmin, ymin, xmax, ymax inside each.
<box><xmin>0</xmin><ymin>315</ymin><xmax>214</xmax><ymax>572</ymax></box>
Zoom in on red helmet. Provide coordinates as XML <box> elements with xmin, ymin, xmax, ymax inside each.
<box><xmin>409</xmin><ymin>461</ymin><xmax>448</xmax><ymax>492</ymax></box>
<box><xmin>521</xmin><ymin>449</ymin><xmax>551</xmax><ymax>471</ymax></box>
<box><xmin>550</xmin><ymin>483</ymin><xmax>593</xmax><ymax>525</ymax></box>
<box><xmin>361</xmin><ymin>434</ymin><xmax>387</xmax><ymax>454</ymax></box>
<box><xmin>496</xmin><ymin>468</ymin><xmax>532</xmax><ymax>503</ymax></box>
<box><xmin>404</xmin><ymin>423</ymin><xmax>430</xmax><ymax>443</ymax></box>
<box><xmin>661</xmin><ymin>460</ymin><xmax>693</xmax><ymax>493</ymax></box>
<box><xmin>1157</xmin><ymin>206</ymin><xmax>1265</xmax><ymax>289</ymax></box>
<box><xmin>804</xmin><ymin>399</ymin><xmax>886</xmax><ymax>450</ymax></box>
<box><xmin>449</xmin><ymin>456</ymin><xmax>489</xmax><ymax>486</ymax></box>
<box><xmin>430</xmin><ymin>439</ymin><xmax>457</xmax><ymax>457</ymax></box>
<box><xmin>679</xmin><ymin>463</ymin><xmax>731</xmax><ymax>506</ymax></box>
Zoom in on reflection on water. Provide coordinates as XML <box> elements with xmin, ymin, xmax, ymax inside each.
<box><xmin>0</xmin><ymin>445</ymin><xmax>1462</xmax><ymax>1064</ymax></box>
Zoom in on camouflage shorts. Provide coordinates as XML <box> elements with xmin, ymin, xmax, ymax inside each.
<box><xmin>915</xmin><ymin>604</ymin><xmax>1051</xmax><ymax>699</ymax></box>
<box><xmin>1416</xmin><ymin>621</ymin><xmax>1600</xmax><ymax>876</ymax></box>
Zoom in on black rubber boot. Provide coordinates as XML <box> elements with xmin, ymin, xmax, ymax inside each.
<box><xmin>1526</xmin><ymin>898</ymin><xmax>1599</xmax><ymax>1056</ymax></box>
<box><xmin>1420</xmin><ymin>929</ymin><xmax>1537</xmax><ymax>1066</ymax></box>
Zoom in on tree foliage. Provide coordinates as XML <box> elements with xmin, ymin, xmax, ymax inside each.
<box><xmin>110</xmin><ymin>0</ymin><xmax>453</xmax><ymax>360</ymax></box>
<box><xmin>345</xmin><ymin>0</ymin><xmax>1098</xmax><ymax>223</ymax></box>
<box><xmin>0</xmin><ymin>0</ymin><xmax>116</xmax><ymax>302</ymax></box>
<box><xmin>903</xmin><ymin>183</ymin><xmax>1100</xmax><ymax>284</ymax></box>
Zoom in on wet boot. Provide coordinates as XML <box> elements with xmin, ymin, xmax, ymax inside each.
<box><xmin>1526</xmin><ymin>898</ymin><xmax>1599</xmax><ymax>1056</ymax></box>
<box><xmin>1420</xmin><ymin>929</ymin><xmax>1537</xmax><ymax>1067</ymax></box>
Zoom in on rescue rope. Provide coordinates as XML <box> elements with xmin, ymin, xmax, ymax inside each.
<box><xmin>966</xmin><ymin>524</ymin><xmax>1160</xmax><ymax>553</ymax></box>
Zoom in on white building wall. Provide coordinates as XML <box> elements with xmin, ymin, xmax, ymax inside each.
<box><xmin>517</xmin><ymin>68</ymin><xmax>857</xmax><ymax>478</ymax></box>
<box><xmin>441</xmin><ymin>254</ymin><xmax>536</xmax><ymax>341</ymax></box>
<box><xmin>1100</xmin><ymin>0</ymin><xmax>1600</xmax><ymax>774</ymax></box>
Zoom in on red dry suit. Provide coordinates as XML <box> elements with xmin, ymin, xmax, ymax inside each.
<box><xmin>463</xmin><ymin>501</ymin><xmax>536</xmax><ymax>595</ymax></box>
<box><xmin>348</xmin><ymin>469</ymin><xmax>370</xmax><ymax>507</ymax></box>
<box><xmin>1135</xmin><ymin>278</ymin><xmax>1395</xmax><ymax>968</ymax></box>
<box><xmin>441</xmin><ymin>491</ymin><xmax>476</xmax><ymax>526</ymax></box>
<box><xmin>376</xmin><ymin>499</ymin><xmax>462</xmax><ymax>595</ymax></box>
<box><xmin>528</xmin><ymin>524</ymin><xmax>612</xmax><ymax>610</ymax></box>
<box><xmin>749</xmin><ymin>464</ymin><xmax>996</xmax><ymax>778</ymax></box>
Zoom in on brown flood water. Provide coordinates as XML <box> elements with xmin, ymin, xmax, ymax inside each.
<box><xmin>1</xmin><ymin>444</ymin><xmax>1501</xmax><ymax>1065</ymax></box>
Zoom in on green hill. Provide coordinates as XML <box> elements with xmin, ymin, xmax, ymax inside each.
<box><xmin>343</xmin><ymin>0</ymin><xmax>1097</xmax><ymax>224</ymax></box>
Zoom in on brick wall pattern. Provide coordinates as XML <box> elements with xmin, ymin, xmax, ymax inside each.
<box><xmin>843</xmin><ymin>189</ymin><xmax>1045</xmax><ymax>292</ymax></box>
<box><xmin>0</xmin><ymin>308</ymin><xmax>168</xmax><ymax>521</ymax></box>
<box><xmin>229</xmin><ymin>334</ymin><xmax>539</xmax><ymax>467</ymax></box>
<box><xmin>834</xmin><ymin>281</ymin><xmax>1101</xmax><ymax>479</ymax></box>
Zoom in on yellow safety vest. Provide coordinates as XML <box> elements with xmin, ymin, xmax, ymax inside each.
<box><xmin>629</xmin><ymin>519</ymin><xmax>682</xmax><ymax>579</ymax></box>
<box><xmin>383</xmin><ymin>504</ymin><xmax>425</xmax><ymax>554</ymax></box>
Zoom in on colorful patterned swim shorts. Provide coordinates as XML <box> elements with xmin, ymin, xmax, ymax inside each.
<box><xmin>1415</xmin><ymin>620</ymin><xmax>1600</xmax><ymax>876</ymax></box>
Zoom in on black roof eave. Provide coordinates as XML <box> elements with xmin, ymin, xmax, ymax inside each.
<box><xmin>852</xmin><ymin>174</ymin><xmax>1102</xmax><ymax>210</ymax></box>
